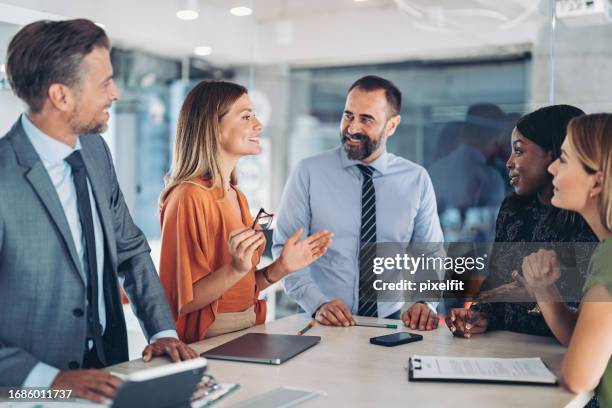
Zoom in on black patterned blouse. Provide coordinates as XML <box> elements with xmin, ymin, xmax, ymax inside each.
<box><xmin>471</xmin><ymin>194</ymin><xmax>597</xmax><ymax>336</ymax></box>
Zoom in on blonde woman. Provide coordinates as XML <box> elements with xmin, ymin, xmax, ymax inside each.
<box><xmin>522</xmin><ymin>114</ymin><xmax>612</xmax><ymax>405</ymax></box>
<box><xmin>159</xmin><ymin>80</ymin><xmax>333</xmax><ymax>342</ymax></box>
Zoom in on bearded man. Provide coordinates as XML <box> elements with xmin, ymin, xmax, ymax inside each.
<box><xmin>273</xmin><ymin>75</ymin><xmax>444</xmax><ymax>330</ymax></box>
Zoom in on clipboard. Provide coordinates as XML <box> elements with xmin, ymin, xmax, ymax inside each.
<box><xmin>408</xmin><ymin>355</ymin><xmax>558</xmax><ymax>386</ymax></box>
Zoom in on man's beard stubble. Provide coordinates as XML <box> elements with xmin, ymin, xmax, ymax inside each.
<box><xmin>341</xmin><ymin>128</ymin><xmax>383</xmax><ymax>161</ymax></box>
<box><xmin>69</xmin><ymin>107</ymin><xmax>109</xmax><ymax>136</ymax></box>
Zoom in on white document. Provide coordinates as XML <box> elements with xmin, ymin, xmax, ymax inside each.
<box><xmin>409</xmin><ymin>355</ymin><xmax>557</xmax><ymax>384</ymax></box>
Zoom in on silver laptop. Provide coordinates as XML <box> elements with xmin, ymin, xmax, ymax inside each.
<box><xmin>201</xmin><ymin>333</ymin><xmax>321</xmax><ymax>365</ymax></box>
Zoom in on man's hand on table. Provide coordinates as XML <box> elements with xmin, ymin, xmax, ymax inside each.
<box><xmin>51</xmin><ymin>369</ymin><xmax>122</xmax><ymax>403</ymax></box>
<box><xmin>401</xmin><ymin>302</ymin><xmax>439</xmax><ymax>331</ymax></box>
<box><xmin>314</xmin><ymin>299</ymin><xmax>356</xmax><ymax>327</ymax></box>
<box><xmin>49</xmin><ymin>338</ymin><xmax>198</xmax><ymax>404</ymax></box>
<box><xmin>142</xmin><ymin>337</ymin><xmax>199</xmax><ymax>362</ymax></box>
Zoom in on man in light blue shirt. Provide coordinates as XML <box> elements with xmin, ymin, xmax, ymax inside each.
<box><xmin>273</xmin><ymin>76</ymin><xmax>444</xmax><ymax>330</ymax></box>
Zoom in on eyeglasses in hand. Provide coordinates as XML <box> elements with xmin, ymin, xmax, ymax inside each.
<box><xmin>251</xmin><ymin>208</ymin><xmax>274</xmax><ymax>231</ymax></box>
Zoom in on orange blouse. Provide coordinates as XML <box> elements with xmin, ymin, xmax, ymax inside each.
<box><xmin>159</xmin><ymin>177</ymin><xmax>266</xmax><ymax>343</ymax></box>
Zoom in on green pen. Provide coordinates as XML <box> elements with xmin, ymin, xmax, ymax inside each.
<box><xmin>355</xmin><ymin>322</ymin><xmax>398</xmax><ymax>329</ymax></box>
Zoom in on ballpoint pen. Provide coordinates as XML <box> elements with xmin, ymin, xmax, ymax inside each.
<box><xmin>355</xmin><ymin>322</ymin><xmax>398</xmax><ymax>329</ymax></box>
<box><xmin>297</xmin><ymin>320</ymin><xmax>316</xmax><ymax>336</ymax></box>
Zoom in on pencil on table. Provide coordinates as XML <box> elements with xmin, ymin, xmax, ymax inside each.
<box><xmin>297</xmin><ymin>320</ymin><xmax>316</xmax><ymax>336</ymax></box>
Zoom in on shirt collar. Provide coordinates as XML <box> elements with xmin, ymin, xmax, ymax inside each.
<box><xmin>339</xmin><ymin>146</ymin><xmax>390</xmax><ymax>175</ymax></box>
<box><xmin>20</xmin><ymin>113</ymin><xmax>81</xmax><ymax>165</ymax></box>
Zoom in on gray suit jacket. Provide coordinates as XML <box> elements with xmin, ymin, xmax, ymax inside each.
<box><xmin>0</xmin><ymin>119</ymin><xmax>176</xmax><ymax>386</ymax></box>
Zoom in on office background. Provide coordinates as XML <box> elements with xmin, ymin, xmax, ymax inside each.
<box><xmin>1</xmin><ymin>0</ymin><xmax>611</xmax><ymax>357</ymax></box>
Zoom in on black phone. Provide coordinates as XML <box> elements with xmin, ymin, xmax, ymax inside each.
<box><xmin>369</xmin><ymin>332</ymin><xmax>423</xmax><ymax>347</ymax></box>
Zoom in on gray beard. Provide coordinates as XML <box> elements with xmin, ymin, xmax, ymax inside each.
<box><xmin>341</xmin><ymin>131</ymin><xmax>383</xmax><ymax>161</ymax></box>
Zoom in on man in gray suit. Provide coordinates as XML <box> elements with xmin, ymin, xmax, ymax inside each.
<box><xmin>0</xmin><ymin>19</ymin><xmax>198</xmax><ymax>401</ymax></box>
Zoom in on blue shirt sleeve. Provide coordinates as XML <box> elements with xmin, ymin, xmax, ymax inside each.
<box><xmin>273</xmin><ymin>162</ymin><xmax>330</xmax><ymax>316</ymax></box>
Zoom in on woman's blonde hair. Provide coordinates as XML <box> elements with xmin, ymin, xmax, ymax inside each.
<box><xmin>567</xmin><ymin>113</ymin><xmax>612</xmax><ymax>231</ymax></box>
<box><xmin>159</xmin><ymin>80</ymin><xmax>247</xmax><ymax>207</ymax></box>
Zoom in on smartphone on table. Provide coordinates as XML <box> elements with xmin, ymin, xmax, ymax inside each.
<box><xmin>370</xmin><ymin>332</ymin><xmax>423</xmax><ymax>347</ymax></box>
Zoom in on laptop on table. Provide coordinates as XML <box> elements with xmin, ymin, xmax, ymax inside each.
<box><xmin>201</xmin><ymin>333</ymin><xmax>321</xmax><ymax>365</ymax></box>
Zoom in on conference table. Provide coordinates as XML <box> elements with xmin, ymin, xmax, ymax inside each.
<box><xmin>109</xmin><ymin>314</ymin><xmax>594</xmax><ymax>408</ymax></box>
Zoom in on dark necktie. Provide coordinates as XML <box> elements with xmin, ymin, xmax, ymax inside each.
<box><xmin>357</xmin><ymin>164</ymin><xmax>378</xmax><ymax>317</ymax></box>
<box><xmin>65</xmin><ymin>151</ymin><xmax>106</xmax><ymax>365</ymax></box>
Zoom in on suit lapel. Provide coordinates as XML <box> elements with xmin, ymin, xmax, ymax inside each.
<box><xmin>80</xmin><ymin>142</ymin><xmax>118</xmax><ymax>272</ymax></box>
<box><xmin>8</xmin><ymin>120</ymin><xmax>85</xmax><ymax>285</ymax></box>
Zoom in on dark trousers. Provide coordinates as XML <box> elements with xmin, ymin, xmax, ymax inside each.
<box><xmin>385</xmin><ymin>309</ymin><xmax>401</xmax><ymax>320</ymax></box>
<box><xmin>82</xmin><ymin>328</ymin><xmax>114</xmax><ymax>369</ymax></box>
<box><xmin>82</xmin><ymin>344</ymin><xmax>104</xmax><ymax>369</ymax></box>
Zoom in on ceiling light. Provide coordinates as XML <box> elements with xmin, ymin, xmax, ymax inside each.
<box><xmin>194</xmin><ymin>46</ymin><xmax>212</xmax><ymax>56</ymax></box>
<box><xmin>177</xmin><ymin>0</ymin><xmax>199</xmax><ymax>20</ymax></box>
<box><xmin>0</xmin><ymin>63</ymin><xmax>5</xmax><ymax>74</ymax></box>
<box><xmin>230</xmin><ymin>6</ymin><xmax>253</xmax><ymax>16</ymax></box>
<box><xmin>354</xmin><ymin>0</ymin><xmax>369</xmax><ymax>2</ymax></box>
<box><xmin>177</xmin><ymin>9</ymin><xmax>199</xmax><ymax>20</ymax></box>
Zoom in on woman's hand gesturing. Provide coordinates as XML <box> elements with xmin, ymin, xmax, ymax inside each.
<box><xmin>279</xmin><ymin>228</ymin><xmax>333</xmax><ymax>274</ymax></box>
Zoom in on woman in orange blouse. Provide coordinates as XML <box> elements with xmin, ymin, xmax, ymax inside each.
<box><xmin>158</xmin><ymin>80</ymin><xmax>333</xmax><ymax>343</ymax></box>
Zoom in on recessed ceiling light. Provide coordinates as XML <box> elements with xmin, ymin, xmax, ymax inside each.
<box><xmin>230</xmin><ymin>6</ymin><xmax>253</xmax><ymax>16</ymax></box>
<box><xmin>194</xmin><ymin>46</ymin><xmax>212</xmax><ymax>56</ymax></box>
<box><xmin>354</xmin><ymin>0</ymin><xmax>368</xmax><ymax>2</ymax></box>
<box><xmin>177</xmin><ymin>9</ymin><xmax>199</xmax><ymax>20</ymax></box>
<box><xmin>177</xmin><ymin>0</ymin><xmax>199</xmax><ymax>20</ymax></box>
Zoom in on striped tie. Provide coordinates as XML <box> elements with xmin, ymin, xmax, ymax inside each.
<box><xmin>357</xmin><ymin>164</ymin><xmax>378</xmax><ymax>317</ymax></box>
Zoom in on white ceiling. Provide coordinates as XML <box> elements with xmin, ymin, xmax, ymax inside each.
<box><xmin>0</xmin><ymin>0</ymin><xmax>547</xmax><ymax>66</ymax></box>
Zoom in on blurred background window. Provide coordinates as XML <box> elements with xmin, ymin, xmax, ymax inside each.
<box><xmin>2</xmin><ymin>0</ymin><xmax>612</xmax><ymax>333</ymax></box>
